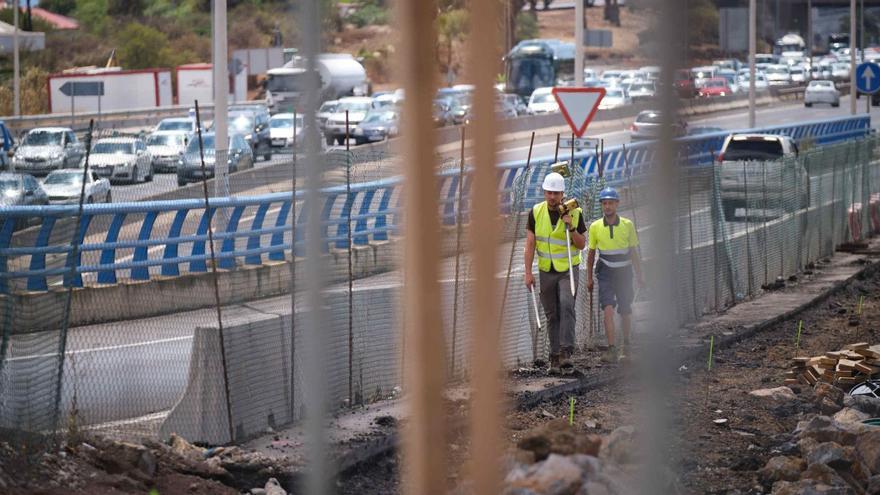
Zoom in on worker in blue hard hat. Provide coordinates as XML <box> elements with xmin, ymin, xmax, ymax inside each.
<box><xmin>525</xmin><ymin>172</ymin><xmax>587</xmax><ymax>374</ymax></box>
<box><xmin>586</xmin><ymin>186</ymin><xmax>645</xmax><ymax>363</ymax></box>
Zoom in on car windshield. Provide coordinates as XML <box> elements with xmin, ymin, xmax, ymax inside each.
<box><xmin>23</xmin><ymin>131</ymin><xmax>63</xmax><ymax>146</ymax></box>
<box><xmin>810</xmin><ymin>81</ymin><xmax>834</xmax><ymax>88</ymax></box>
<box><xmin>602</xmin><ymin>72</ymin><xmax>620</xmax><ymax>79</ymax></box>
<box><xmin>186</xmin><ymin>135</ymin><xmax>216</xmax><ymax>152</ymax></box>
<box><xmin>531</xmin><ymin>93</ymin><xmax>554</xmax><ymax>103</ymax></box>
<box><xmin>766</xmin><ymin>67</ymin><xmax>788</xmax><ymax>74</ymax></box>
<box><xmin>705</xmin><ymin>80</ymin><xmax>727</xmax><ymax>88</ymax></box>
<box><xmin>93</xmin><ymin>142</ymin><xmax>134</xmax><ymax>154</ymax></box>
<box><xmin>630</xmin><ymin>83</ymin><xmax>654</xmax><ymax>91</ymax></box>
<box><xmin>362</xmin><ymin>112</ymin><xmax>396</xmax><ymax>124</ymax></box>
<box><xmin>147</xmin><ymin>134</ymin><xmax>186</xmax><ymax>147</ymax></box>
<box><xmin>0</xmin><ymin>178</ymin><xmax>21</xmax><ymax>192</ymax></box>
<box><xmin>229</xmin><ymin>114</ymin><xmax>254</xmax><ymax>131</ymax></box>
<box><xmin>337</xmin><ymin>100</ymin><xmax>371</xmax><ymax>113</ymax></box>
<box><xmin>44</xmin><ymin>172</ymin><xmax>82</xmax><ymax>185</ymax></box>
<box><xmin>318</xmin><ymin>102</ymin><xmax>338</xmax><ymax>114</ymax></box>
<box><xmin>157</xmin><ymin>120</ymin><xmax>191</xmax><ymax>131</ymax></box>
<box><xmin>636</xmin><ymin>112</ymin><xmax>663</xmax><ymax>124</ymax></box>
<box><xmin>724</xmin><ymin>139</ymin><xmax>784</xmax><ymax>160</ymax></box>
<box><xmin>606</xmin><ymin>89</ymin><xmax>624</xmax><ymax>98</ymax></box>
<box><xmin>271</xmin><ymin>117</ymin><xmax>294</xmax><ymax>129</ymax></box>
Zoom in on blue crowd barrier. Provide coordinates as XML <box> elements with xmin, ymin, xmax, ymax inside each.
<box><xmin>0</xmin><ymin>115</ymin><xmax>870</xmax><ymax>293</ymax></box>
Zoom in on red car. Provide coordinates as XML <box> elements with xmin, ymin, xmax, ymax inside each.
<box><xmin>698</xmin><ymin>78</ymin><xmax>732</xmax><ymax>98</ymax></box>
<box><xmin>674</xmin><ymin>69</ymin><xmax>697</xmax><ymax>98</ymax></box>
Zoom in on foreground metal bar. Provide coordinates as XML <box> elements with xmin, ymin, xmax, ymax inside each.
<box><xmin>396</xmin><ymin>0</ymin><xmax>447</xmax><ymax>493</ymax></box>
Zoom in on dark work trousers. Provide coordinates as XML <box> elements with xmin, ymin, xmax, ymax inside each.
<box><xmin>539</xmin><ymin>267</ymin><xmax>578</xmax><ymax>357</ymax></box>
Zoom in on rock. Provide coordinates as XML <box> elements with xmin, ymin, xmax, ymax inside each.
<box><xmin>569</xmin><ymin>454</ymin><xmax>602</xmax><ymax>478</ymax></box>
<box><xmin>843</xmin><ymin>395</ymin><xmax>880</xmax><ymax>416</ymax></box>
<box><xmin>137</xmin><ymin>450</ymin><xmax>157</xmax><ymax>478</ymax></box>
<box><xmin>264</xmin><ymin>477</ymin><xmax>286</xmax><ymax>495</ymax></box>
<box><xmin>770</xmin><ymin>479</ymin><xmax>855</xmax><ymax>494</ymax></box>
<box><xmin>855</xmin><ymin>430</ymin><xmax>880</xmax><ymax>476</ymax></box>
<box><xmin>599</xmin><ymin>426</ymin><xmax>636</xmax><ymax>466</ymax></box>
<box><xmin>250</xmin><ymin>489</ymin><xmax>267</xmax><ymax>495</ymax></box>
<box><xmin>508</xmin><ymin>454</ymin><xmax>584</xmax><ymax>495</ymax></box>
<box><xmin>517</xmin><ymin>419</ymin><xmax>603</xmax><ymax>461</ymax></box>
<box><xmin>832</xmin><ymin>408</ymin><xmax>870</xmax><ymax>425</ymax></box>
<box><xmin>804</xmin><ymin>442</ymin><xmax>855</xmax><ymax>470</ymax></box>
<box><xmin>814</xmin><ymin>383</ymin><xmax>845</xmax><ymax>415</ymax></box>
<box><xmin>794</xmin><ymin>416</ymin><xmax>867</xmax><ymax>446</ymax></box>
<box><xmin>169</xmin><ymin>433</ymin><xmax>204</xmax><ymax>461</ymax></box>
<box><xmin>760</xmin><ymin>456</ymin><xmax>805</xmax><ymax>484</ymax></box>
<box><xmin>867</xmin><ymin>475</ymin><xmax>880</xmax><ymax>494</ymax></box>
<box><xmin>577</xmin><ymin>481</ymin><xmax>612</xmax><ymax>495</ymax></box>
<box><xmin>800</xmin><ymin>463</ymin><xmax>848</xmax><ymax>487</ymax></box>
<box><xmin>750</xmin><ymin>387</ymin><xmax>798</xmax><ymax>403</ymax></box>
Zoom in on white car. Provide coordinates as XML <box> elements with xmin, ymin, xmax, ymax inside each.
<box><xmin>764</xmin><ymin>64</ymin><xmax>792</xmax><ymax>85</ymax></box>
<box><xmin>146</xmin><ymin>131</ymin><xmax>189</xmax><ymax>172</ymax></box>
<box><xmin>88</xmin><ymin>137</ymin><xmax>153</xmax><ymax>184</ymax></box>
<box><xmin>269</xmin><ymin>113</ymin><xmax>303</xmax><ymax>148</ymax></box>
<box><xmin>598</xmin><ymin>87</ymin><xmax>631</xmax><ymax>109</ymax></box>
<box><xmin>691</xmin><ymin>66</ymin><xmax>717</xmax><ymax>88</ymax></box>
<box><xmin>639</xmin><ymin>66</ymin><xmax>661</xmax><ymax>80</ymax></box>
<box><xmin>324</xmin><ymin>96</ymin><xmax>374</xmax><ymax>145</ymax></box>
<box><xmin>737</xmin><ymin>70</ymin><xmax>770</xmax><ymax>91</ymax></box>
<box><xmin>12</xmin><ymin>127</ymin><xmax>86</xmax><ymax>175</ymax></box>
<box><xmin>600</xmin><ymin>70</ymin><xmax>622</xmax><ymax>86</ymax></box>
<box><xmin>804</xmin><ymin>80</ymin><xmax>840</xmax><ymax>107</ymax></box>
<box><xmin>527</xmin><ymin>87</ymin><xmax>559</xmax><ymax>114</ymax></box>
<box><xmin>789</xmin><ymin>66</ymin><xmax>807</xmax><ymax>84</ymax></box>
<box><xmin>154</xmin><ymin>117</ymin><xmax>198</xmax><ymax>133</ymax></box>
<box><xmin>831</xmin><ymin>63</ymin><xmax>851</xmax><ymax>81</ymax></box>
<box><xmin>42</xmin><ymin>169</ymin><xmax>111</xmax><ymax>204</ymax></box>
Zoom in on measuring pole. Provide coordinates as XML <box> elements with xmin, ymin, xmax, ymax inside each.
<box><xmin>748</xmin><ymin>0</ymin><xmax>756</xmax><ymax>128</ymax></box>
<box><xmin>851</xmin><ymin>0</ymin><xmax>857</xmax><ymax>115</ymax></box>
<box><xmin>575</xmin><ymin>0</ymin><xmax>584</xmax><ymax>88</ymax></box>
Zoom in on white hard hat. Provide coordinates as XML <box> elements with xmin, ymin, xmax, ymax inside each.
<box><xmin>542</xmin><ymin>172</ymin><xmax>565</xmax><ymax>192</ymax></box>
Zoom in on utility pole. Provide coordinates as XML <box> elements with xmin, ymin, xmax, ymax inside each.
<box><xmin>213</xmin><ymin>0</ymin><xmax>229</xmax><ymax>198</ymax></box>
<box><xmin>851</xmin><ymin>0</ymin><xmax>857</xmax><ymax>115</ymax></box>
<box><xmin>575</xmin><ymin>0</ymin><xmax>584</xmax><ymax>87</ymax></box>
<box><xmin>749</xmin><ymin>0</ymin><xmax>756</xmax><ymax>128</ymax></box>
<box><xmin>807</xmin><ymin>0</ymin><xmax>812</xmax><ymax>81</ymax></box>
<box><xmin>12</xmin><ymin>0</ymin><xmax>20</xmax><ymax>116</ymax></box>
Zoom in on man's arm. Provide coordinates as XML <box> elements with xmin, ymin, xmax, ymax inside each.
<box><xmin>524</xmin><ymin>230</ymin><xmax>536</xmax><ymax>288</ymax></box>
<box><xmin>631</xmin><ymin>246</ymin><xmax>645</xmax><ymax>287</ymax></box>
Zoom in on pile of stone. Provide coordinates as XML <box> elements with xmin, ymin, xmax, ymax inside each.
<box><xmin>788</xmin><ymin>343</ymin><xmax>880</xmax><ymax>388</ymax></box>
<box><xmin>502</xmin><ymin>419</ymin><xmax>679</xmax><ymax>495</ymax></box>
<box><xmin>752</xmin><ymin>385</ymin><xmax>880</xmax><ymax>494</ymax></box>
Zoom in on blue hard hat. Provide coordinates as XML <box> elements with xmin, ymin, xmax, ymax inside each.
<box><xmin>598</xmin><ymin>187</ymin><xmax>620</xmax><ymax>201</ymax></box>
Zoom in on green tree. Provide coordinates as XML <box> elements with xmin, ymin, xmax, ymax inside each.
<box><xmin>515</xmin><ymin>11</ymin><xmax>539</xmax><ymax>43</ymax></box>
<box><xmin>73</xmin><ymin>0</ymin><xmax>110</xmax><ymax>34</ymax></box>
<box><xmin>687</xmin><ymin>0</ymin><xmax>718</xmax><ymax>45</ymax></box>
<box><xmin>116</xmin><ymin>23</ymin><xmax>170</xmax><ymax>69</ymax></box>
<box><xmin>437</xmin><ymin>8</ymin><xmax>469</xmax><ymax>81</ymax></box>
<box><xmin>40</xmin><ymin>0</ymin><xmax>77</xmax><ymax>16</ymax></box>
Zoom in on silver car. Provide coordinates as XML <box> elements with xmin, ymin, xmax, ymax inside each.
<box><xmin>804</xmin><ymin>80</ymin><xmax>840</xmax><ymax>107</ymax></box>
<box><xmin>89</xmin><ymin>137</ymin><xmax>154</xmax><ymax>184</ymax></box>
<box><xmin>42</xmin><ymin>169</ymin><xmax>112</xmax><ymax>204</ymax></box>
<box><xmin>11</xmin><ymin>127</ymin><xmax>85</xmax><ymax>175</ymax></box>
<box><xmin>147</xmin><ymin>131</ymin><xmax>189</xmax><ymax>172</ymax></box>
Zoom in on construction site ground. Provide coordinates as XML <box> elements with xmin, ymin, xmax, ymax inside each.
<box><xmin>3</xmin><ymin>238</ymin><xmax>879</xmax><ymax>494</ymax></box>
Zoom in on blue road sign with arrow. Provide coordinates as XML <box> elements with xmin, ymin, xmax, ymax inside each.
<box><xmin>856</xmin><ymin>62</ymin><xmax>880</xmax><ymax>94</ymax></box>
<box><xmin>59</xmin><ymin>81</ymin><xmax>104</xmax><ymax>97</ymax></box>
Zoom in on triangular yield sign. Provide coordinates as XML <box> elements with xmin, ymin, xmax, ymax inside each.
<box><xmin>552</xmin><ymin>87</ymin><xmax>605</xmax><ymax>137</ymax></box>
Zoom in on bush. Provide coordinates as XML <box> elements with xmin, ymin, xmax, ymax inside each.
<box><xmin>515</xmin><ymin>12</ymin><xmax>539</xmax><ymax>44</ymax></box>
<box><xmin>0</xmin><ymin>67</ymin><xmax>50</xmax><ymax>115</ymax></box>
<box><xmin>116</xmin><ymin>23</ymin><xmax>170</xmax><ymax>69</ymax></box>
<box><xmin>346</xmin><ymin>4</ymin><xmax>389</xmax><ymax>28</ymax></box>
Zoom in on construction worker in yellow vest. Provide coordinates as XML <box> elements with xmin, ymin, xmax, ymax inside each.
<box><xmin>524</xmin><ymin>172</ymin><xmax>587</xmax><ymax>373</ymax></box>
<box><xmin>586</xmin><ymin>187</ymin><xmax>645</xmax><ymax>363</ymax></box>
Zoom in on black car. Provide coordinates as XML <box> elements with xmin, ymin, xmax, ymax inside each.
<box><xmin>222</xmin><ymin>106</ymin><xmax>273</xmax><ymax>161</ymax></box>
<box><xmin>177</xmin><ymin>133</ymin><xmax>254</xmax><ymax>187</ymax></box>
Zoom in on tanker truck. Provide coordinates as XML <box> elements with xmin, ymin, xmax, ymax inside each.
<box><xmin>264</xmin><ymin>53</ymin><xmax>369</xmax><ymax>112</ymax></box>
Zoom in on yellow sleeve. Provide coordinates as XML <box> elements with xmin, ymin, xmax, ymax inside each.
<box><xmin>629</xmin><ymin>221</ymin><xmax>639</xmax><ymax>247</ymax></box>
<box><xmin>588</xmin><ymin>221</ymin><xmax>598</xmax><ymax>250</ymax></box>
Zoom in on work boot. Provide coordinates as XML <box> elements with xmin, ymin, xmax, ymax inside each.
<box><xmin>600</xmin><ymin>345</ymin><xmax>618</xmax><ymax>364</ymax></box>
<box><xmin>621</xmin><ymin>339</ymin><xmax>632</xmax><ymax>359</ymax></box>
<box><xmin>549</xmin><ymin>354</ymin><xmax>561</xmax><ymax>374</ymax></box>
<box><xmin>560</xmin><ymin>347</ymin><xmax>575</xmax><ymax>374</ymax></box>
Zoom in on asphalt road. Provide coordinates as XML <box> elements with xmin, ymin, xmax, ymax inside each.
<box><xmin>1</xmin><ymin>99</ymin><xmax>875</xmax><ymax>428</ymax></box>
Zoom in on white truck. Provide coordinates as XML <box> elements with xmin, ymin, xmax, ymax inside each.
<box><xmin>264</xmin><ymin>53</ymin><xmax>369</xmax><ymax>113</ymax></box>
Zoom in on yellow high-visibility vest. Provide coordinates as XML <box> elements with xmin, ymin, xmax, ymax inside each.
<box><xmin>533</xmin><ymin>201</ymin><xmax>582</xmax><ymax>273</ymax></box>
<box><xmin>588</xmin><ymin>215</ymin><xmax>639</xmax><ymax>268</ymax></box>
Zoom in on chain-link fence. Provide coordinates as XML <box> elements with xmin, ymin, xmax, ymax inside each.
<box><xmin>1</xmin><ymin>124</ymin><xmax>879</xmax><ymax>451</ymax></box>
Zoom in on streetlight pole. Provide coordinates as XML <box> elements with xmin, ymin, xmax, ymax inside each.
<box><xmin>575</xmin><ymin>0</ymin><xmax>584</xmax><ymax>87</ymax></box>
<box><xmin>749</xmin><ymin>0</ymin><xmax>756</xmax><ymax>128</ymax></box>
<box><xmin>851</xmin><ymin>0</ymin><xmax>857</xmax><ymax>115</ymax></box>
<box><xmin>13</xmin><ymin>0</ymin><xmax>20</xmax><ymax>116</ymax></box>
<box><xmin>213</xmin><ymin>0</ymin><xmax>229</xmax><ymax>198</ymax></box>
<box><xmin>807</xmin><ymin>0</ymin><xmax>812</xmax><ymax>82</ymax></box>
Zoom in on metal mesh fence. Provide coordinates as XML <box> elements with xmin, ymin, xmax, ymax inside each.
<box><xmin>1</xmin><ymin>125</ymin><xmax>879</xmax><ymax>451</ymax></box>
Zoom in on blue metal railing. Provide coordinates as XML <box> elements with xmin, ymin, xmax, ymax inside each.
<box><xmin>0</xmin><ymin>115</ymin><xmax>870</xmax><ymax>293</ymax></box>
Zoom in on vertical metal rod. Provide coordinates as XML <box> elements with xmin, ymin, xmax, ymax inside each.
<box><xmin>451</xmin><ymin>127</ymin><xmax>466</xmax><ymax>378</ymax></box>
<box><xmin>213</xmin><ymin>0</ymin><xmax>229</xmax><ymax>198</ymax></box>
<box><xmin>346</xmin><ymin>110</ymin><xmax>354</xmax><ymax>406</ymax></box>
<box><xmin>13</xmin><ymin>1</ymin><xmax>19</xmax><ymax>116</ymax></box>
<box><xmin>554</xmin><ymin>133</ymin><xmax>560</xmax><ymax>162</ymax></box>
<box><xmin>749</xmin><ymin>0</ymin><xmax>757</xmax><ymax>128</ymax></box>
<box><xmin>743</xmin><ymin>162</ymin><xmax>754</xmax><ymax>296</ymax></box>
<box><xmin>807</xmin><ymin>0</ymin><xmax>813</xmax><ymax>82</ymax></box>
<box><xmin>762</xmin><ymin>161</ymin><xmax>768</xmax><ymax>285</ymax></box>
<box><xmin>289</xmin><ymin>108</ymin><xmax>297</xmax><ymax>421</ymax></box>
<box><xmin>194</xmin><ymin>102</ymin><xmax>235</xmax><ymax>443</ymax></box>
<box><xmin>851</xmin><ymin>0</ymin><xmax>857</xmax><ymax>115</ymax></box>
<box><xmin>398</xmin><ymin>0</ymin><xmax>447</xmax><ymax>491</ymax></box>
<box><xmin>686</xmin><ymin>172</ymin><xmax>698</xmax><ymax>318</ymax></box>
<box><xmin>467</xmin><ymin>0</ymin><xmax>503</xmax><ymax>490</ymax></box>
<box><xmin>575</xmin><ymin>0</ymin><xmax>584</xmax><ymax>88</ymax></box>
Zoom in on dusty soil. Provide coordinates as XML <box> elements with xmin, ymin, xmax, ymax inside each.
<box><xmin>336</xmin><ymin>264</ymin><xmax>880</xmax><ymax>493</ymax></box>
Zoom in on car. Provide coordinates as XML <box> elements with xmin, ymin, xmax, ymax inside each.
<box><xmin>755</xmin><ymin>53</ymin><xmax>778</xmax><ymax>65</ymax></box>
<box><xmin>225</xmin><ymin>107</ymin><xmax>273</xmax><ymax>161</ymax></box>
<box><xmin>675</xmin><ymin>69</ymin><xmax>698</xmax><ymax>98</ymax></box>
<box><xmin>432</xmin><ymin>100</ymin><xmax>451</xmax><ymax>127</ymax></box>
<box><xmin>372</xmin><ymin>91</ymin><xmax>404</xmax><ymax>110</ymax></box>
<box><xmin>177</xmin><ymin>133</ymin><xmax>254</xmax><ymax>186</ymax></box>
<box><xmin>629</xmin><ymin>110</ymin><xmax>687</xmax><ymax>140</ymax></box>
<box><xmin>716</xmin><ymin>134</ymin><xmax>806</xmax><ymax>221</ymax></box>
<box><xmin>804</xmin><ymin>80</ymin><xmax>841</xmax><ymax>107</ymax></box>
<box><xmin>764</xmin><ymin>65</ymin><xmax>792</xmax><ymax>86</ymax></box>
<box><xmin>639</xmin><ymin>66</ymin><xmax>661</xmax><ymax>80</ymax></box>
<box><xmin>498</xmin><ymin>93</ymin><xmax>528</xmax><ymax>116</ymax></box>
<box><xmin>716</xmin><ymin>69</ymin><xmax>741</xmax><ymax>94</ymax></box>
<box><xmin>736</xmin><ymin>70</ymin><xmax>770</xmax><ymax>91</ymax></box>
<box><xmin>352</xmin><ymin>110</ymin><xmax>400</xmax><ymax>144</ymax></box>
<box><xmin>698</xmin><ymin>78</ymin><xmax>732</xmax><ymax>97</ymax></box>
<box><xmin>712</xmin><ymin>59</ymin><xmax>742</xmax><ymax>72</ymax></box>
<box><xmin>627</xmin><ymin>81</ymin><xmax>656</xmax><ymax>102</ymax></box>
<box><xmin>146</xmin><ymin>131</ymin><xmax>189</xmax><ymax>173</ymax></box>
<box><xmin>42</xmin><ymin>169</ymin><xmax>111</xmax><ymax>204</ymax></box>
<box><xmin>316</xmin><ymin>100</ymin><xmax>339</xmax><ymax>131</ymax></box>
<box><xmin>830</xmin><ymin>62</ymin><xmax>851</xmax><ymax>81</ymax></box>
<box><xmin>89</xmin><ymin>137</ymin><xmax>153</xmax><ymax>184</ymax></box>
<box><xmin>600</xmin><ymin>70</ymin><xmax>622</xmax><ymax>86</ymax></box>
<box><xmin>598</xmin><ymin>87</ymin><xmax>631</xmax><ymax>109</ymax></box>
<box><xmin>0</xmin><ymin>120</ymin><xmax>15</xmax><ymax>170</ymax></box>
<box><xmin>447</xmin><ymin>95</ymin><xmax>473</xmax><ymax>124</ymax></box>
<box><xmin>0</xmin><ymin>172</ymin><xmax>47</xmax><ymax>206</ymax></box>
<box><xmin>789</xmin><ymin>66</ymin><xmax>807</xmax><ymax>84</ymax></box>
<box><xmin>527</xmin><ymin>87</ymin><xmax>559</xmax><ymax>114</ymax></box>
<box><xmin>269</xmin><ymin>113</ymin><xmax>303</xmax><ymax>149</ymax></box>
<box><xmin>583</xmin><ymin>68</ymin><xmax>599</xmax><ymax>81</ymax></box>
<box><xmin>154</xmin><ymin>117</ymin><xmax>198</xmax><ymax>134</ymax></box>
<box><xmin>324</xmin><ymin>96</ymin><xmax>374</xmax><ymax>145</ymax></box>
<box><xmin>691</xmin><ymin>66</ymin><xmax>717</xmax><ymax>88</ymax></box>
<box><xmin>686</xmin><ymin>126</ymin><xmax>725</xmax><ymax>136</ymax></box>
<box><xmin>12</xmin><ymin>127</ymin><xmax>85</xmax><ymax>175</ymax></box>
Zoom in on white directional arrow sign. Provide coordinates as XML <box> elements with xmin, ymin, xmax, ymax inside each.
<box><xmin>856</xmin><ymin>62</ymin><xmax>880</xmax><ymax>94</ymax></box>
<box><xmin>863</xmin><ymin>65</ymin><xmax>875</xmax><ymax>88</ymax></box>
<box><xmin>552</xmin><ymin>87</ymin><xmax>606</xmax><ymax>137</ymax></box>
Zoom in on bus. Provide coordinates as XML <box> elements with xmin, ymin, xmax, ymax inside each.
<box><xmin>504</xmin><ymin>39</ymin><xmax>575</xmax><ymax>99</ymax></box>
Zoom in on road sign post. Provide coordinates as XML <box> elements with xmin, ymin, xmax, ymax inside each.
<box><xmin>551</xmin><ymin>87</ymin><xmax>605</xmax><ymax>138</ymax></box>
<box><xmin>855</xmin><ymin>62</ymin><xmax>880</xmax><ymax>116</ymax></box>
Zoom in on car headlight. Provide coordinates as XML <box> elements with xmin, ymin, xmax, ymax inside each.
<box><xmin>353</xmin><ymin>128</ymin><xmax>364</xmax><ymax>135</ymax></box>
<box><xmin>245</xmin><ymin>134</ymin><xmax>253</xmax><ymax>141</ymax></box>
